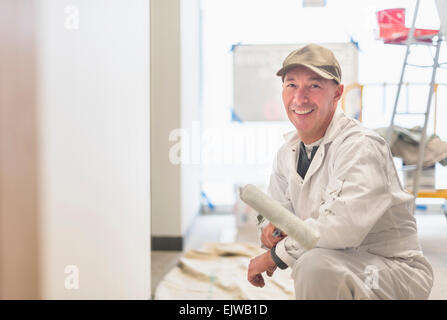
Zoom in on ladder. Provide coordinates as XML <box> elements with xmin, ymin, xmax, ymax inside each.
<box><xmin>384</xmin><ymin>0</ymin><xmax>444</xmax><ymax>204</ymax></box>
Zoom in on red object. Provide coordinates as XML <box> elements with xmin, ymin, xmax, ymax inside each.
<box><xmin>376</xmin><ymin>8</ymin><xmax>439</xmax><ymax>44</ymax></box>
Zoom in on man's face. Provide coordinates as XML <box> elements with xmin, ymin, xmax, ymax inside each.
<box><xmin>282</xmin><ymin>66</ymin><xmax>344</xmax><ymax>143</ymax></box>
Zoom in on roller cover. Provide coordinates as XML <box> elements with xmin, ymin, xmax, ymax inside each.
<box><xmin>239</xmin><ymin>184</ymin><xmax>320</xmax><ymax>250</ymax></box>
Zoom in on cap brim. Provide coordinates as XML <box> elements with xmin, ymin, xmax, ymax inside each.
<box><xmin>276</xmin><ymin>63</ymin><xmax>338</xmax><ymax>83</ymax></box>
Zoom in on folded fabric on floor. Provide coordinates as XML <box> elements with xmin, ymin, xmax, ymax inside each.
<box><xmin>375</xmin><ymin>126</ymin><xmax>447</xmax><ymax>167</ymax></box>
<box><xmin>154</xmin><ymin>242</ymin><xmax>295</xmax><ymax>300</ymax></box>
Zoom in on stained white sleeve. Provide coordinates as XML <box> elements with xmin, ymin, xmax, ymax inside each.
<box><xmin>275</xmin><ymin>136</ymin><xmax>392</xmax><ymax>267</ymax></box>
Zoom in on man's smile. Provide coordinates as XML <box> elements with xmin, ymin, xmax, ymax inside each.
<box><xmin>291</xmin><ymin>107</ymin><xmax>315</xmax><ymax>116</ymax></box>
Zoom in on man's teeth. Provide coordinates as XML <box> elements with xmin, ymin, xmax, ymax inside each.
<box><xmin>293</xmin><ymin>109</ymin><xmax>314</xmax><ymax>115</ymax></box>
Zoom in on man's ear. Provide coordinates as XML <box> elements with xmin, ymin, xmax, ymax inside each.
<box><xmin>334</xmin><ymin>84</ymin><xmax>344</xmax><ymax>102</ymax></box>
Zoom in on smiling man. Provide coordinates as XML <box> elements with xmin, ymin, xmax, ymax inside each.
<box><xmin>247</xmin><ymin>44</ymin><xmax>434</xmax><ymax>299</ymax></box>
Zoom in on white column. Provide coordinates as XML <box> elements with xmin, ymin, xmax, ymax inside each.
<box><xmin>37</xmin><ymin>0</ymin><xmax>151</xmax><ymax>299</ymax></box>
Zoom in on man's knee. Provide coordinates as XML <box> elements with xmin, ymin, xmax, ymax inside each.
<box><xmin>292</xmin><ymin>248</ymin><xmax>350</xmax><ymax>299</ymax></box>
<box><xmin>293</xmin><ymin>248</ymin><xmax>342</xmax><ymax>282</ymax></box>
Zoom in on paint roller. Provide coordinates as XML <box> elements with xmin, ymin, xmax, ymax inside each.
<box><xmin>239</xmin><ymin>184</ymin><xmax>320</xmax><ymax>250</ymax></box>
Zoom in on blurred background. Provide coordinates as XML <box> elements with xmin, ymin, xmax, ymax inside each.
<box><xmin>1</xmin><ymin>0</ymin><xmax>446</xmax><ymax>299</ymax></box>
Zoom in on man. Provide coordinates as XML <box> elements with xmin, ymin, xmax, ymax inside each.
<box><xmin>247</xmin><ymin>44</ymin><xmax>434</xmax><ymax>299</ymax></box>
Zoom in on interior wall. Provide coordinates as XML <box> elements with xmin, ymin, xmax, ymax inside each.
<box><xmin>150</xmin><ymin>0</ymin><xmax>182</xmax><ymax>239</ymax></box>
<box><xmin>0</xmin><ymin>0</ymin><xmax>40</xmax><ymax>299</ymax></box>
<box><xmin>37</xmin><ymin>0</ymin><xmax>151</xmax><ymax>299</ymax></box>
<box><xmin>180</xmin><ymin>0</ymin><xmax>201</xmax><ymax>236</ymax></box>
<box><xmin>151</xmin><ymin>0</ymin><xmax>201</xmax><ymax>247</ymax></box>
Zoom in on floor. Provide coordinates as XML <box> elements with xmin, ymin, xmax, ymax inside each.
<box><xmin>151</xmin><ymin>210</ymin><xmax>447</xmax><ymax>300</ymax></box>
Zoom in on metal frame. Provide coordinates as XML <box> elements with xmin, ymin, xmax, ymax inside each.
<box><xmin>384</xmin><ymin>0</ymin><xmax>445</xmax><ymax>207</ymax></box>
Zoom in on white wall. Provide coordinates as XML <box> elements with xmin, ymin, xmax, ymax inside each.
<box><xmin>37</xmin><ymin>0</ymin><xmax>150</xmax><ymax>299</ymax></box>
<box><xmin>151</xmin><ymin>0</ymin><xmax>201</xmax><ymax>240</ymax></box>
<box><xmin>180</xmin><ymin>0</ymin><xmax>201</xmax><ymax>235</ymax></box>
<box><xmin>150</xmin><ymin>0</ymin><xmax>182</xmax><ymax>238</ymax></box>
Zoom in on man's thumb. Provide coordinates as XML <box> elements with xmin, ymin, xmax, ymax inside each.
<box><xmin>266</xmin><ymin>266</ymin><xmax>277</xmax><ymax>277</ymax></box>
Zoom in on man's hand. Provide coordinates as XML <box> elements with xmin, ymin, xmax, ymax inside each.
<box><xmin>247</xmin><ymin>250</ymin><xmax>278</xmax><ymax>288</ymax></box>
<box><xmin>261</xmin><ymin>222</ymin><xmax>287</xmax><ymax>249</ymax></box>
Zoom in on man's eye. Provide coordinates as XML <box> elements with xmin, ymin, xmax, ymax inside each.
<box><xmin>311</xmin><ymin>84</ymin><xmax>320</xmax><ymax>88</ymax></box>
<box><xmin>287</xmin><ymin>83</ymin><xmax>296</xmax><ymax>88</ymax></box>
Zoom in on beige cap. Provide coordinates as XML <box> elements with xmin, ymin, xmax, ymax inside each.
<box><xmin>276</xmin><ymin>44</ymin><xmax>342</xmax><ymax>84</ymax></box>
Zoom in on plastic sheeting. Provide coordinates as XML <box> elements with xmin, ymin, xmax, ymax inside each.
<box><xmin>154</xmin><ymin>242</ymin><xmax>295</xmax><ymax>300</ymax></box>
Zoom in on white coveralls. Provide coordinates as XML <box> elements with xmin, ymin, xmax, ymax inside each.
<box><xmin>260</xmin><ymin>107</ymin><xmax>434</xmax><ymax>299</ymax></box>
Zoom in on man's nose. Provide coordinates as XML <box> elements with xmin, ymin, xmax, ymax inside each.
<box><xmin>292</xmin><ymin>87</ymin><xmax>309</xmax><ymax>105</ymax></box>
